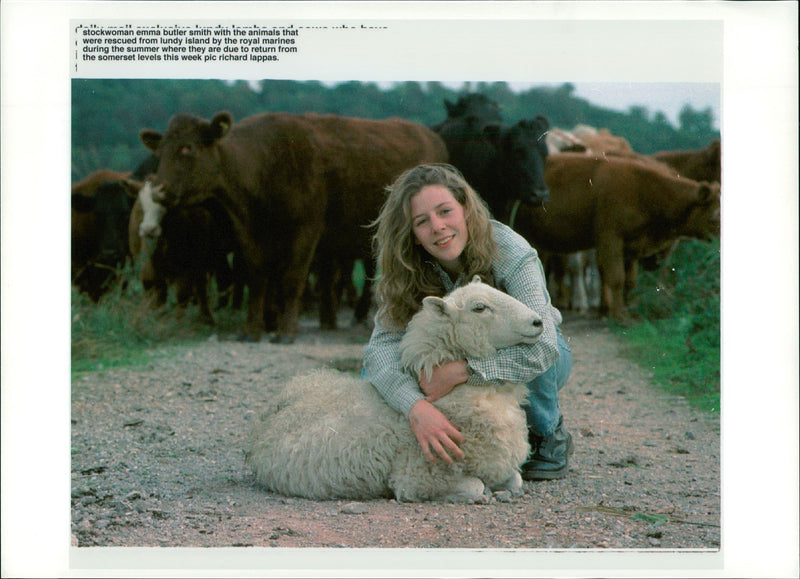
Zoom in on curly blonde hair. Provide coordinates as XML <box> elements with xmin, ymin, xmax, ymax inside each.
<box><xmin>371</xmin><ymin>164</ymin><xmax>497</xmax><ymax>330</ymax></box>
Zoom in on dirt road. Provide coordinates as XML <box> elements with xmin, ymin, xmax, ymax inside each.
<box><xmin>71</xmin><ymin>311</ymin><xmax>720</xmax><ymax>551</ymax></box>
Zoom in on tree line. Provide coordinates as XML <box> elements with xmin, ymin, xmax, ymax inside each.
<box><xmin>71</xmin><ymin>79</ymin><xmax>719</xmax><ymax>182</ymax></box>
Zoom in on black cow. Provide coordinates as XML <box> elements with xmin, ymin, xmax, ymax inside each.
<box><xmin>129</xmin><ymin>180</ymin><xmax>245</xmax><ymax>324</ymax></box>
<box><xmin>434</xmin><ymin>94</ymin><xmax>550</xmax><ymax>218</ymax></box>
<box><xmin>432</xmin><ymin>93</ymin><xmax>503</xmax><ymax>130</ymax></box>
<box><xmin>71</xmin><ymin>155</ymin><xmax>161</xmax><ymax>302</ymax></box>
<box><xmin>71</xmin><ymin>170</ymin><xmax>136</xmax><ymax>301</ymax></box>
<box><xmin>435</xmin><ymin>113</ymin><xmax>551</xmax><ymax>218</ymax></box>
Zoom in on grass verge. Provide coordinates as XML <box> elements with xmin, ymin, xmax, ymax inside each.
<box><xmin>613</xmin><ymin>238</ymin><xmax>721</xmax><ymax>413</ymax></box>
<box><xmin>71</xmin><ymin>276</ymin><xmax>245</xmax><ymax>375</ymax></box>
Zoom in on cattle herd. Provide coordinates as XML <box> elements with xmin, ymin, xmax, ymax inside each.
<box><xmin>71</xmin><ymin>93</ymin><xmax>721</xmax><ymax>342</ymax></box>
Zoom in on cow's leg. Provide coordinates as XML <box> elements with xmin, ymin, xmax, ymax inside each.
<box><xmin>655</xmin><ymin>239</ymin><xmax>680</xmax><ymax>284</ymax></box>
<box><xmin>274</xmin><ymin>227</ymin><xmax>322</xmax><ymax>343</ymax></box>
<box><xmin>584</xmin><ymin>250</ymin><xmax>601</xmax><ymax>309</ymax></box>
<box><xmin>353</xmin><ymin>258</ymin><xmax>375</xmax><ymax>325</ymax></box>
<box><xmin>242</xmin><ymin>275</ymin><xmax>268</xmax><ymax>342</ymax></box>
<box><xmin>624</xmin><ymin>258</ymin><xmax>639</xmax><ymax>303</ymax></box>
<box><xmin>543</xmin><ymin>253</ymin><xmax>568</xmax><ymax>310</ymax></box>
<box><xmin>214</xmin><ymin>252</ymin><xmax>235</xmax><ymax>310</ymax></box>
<box><xmin>174</xmin><ymin>277</ymin><xmax>193</xmax><ymax>320</ymax></box>
<box><xmin>596</xmin><ymin>237</ymin><xmax>628</xmax><ymax>322</ymax></box>
<box><xmin>195</xmin><ymin>274</ymin><xmax>215</xmax><ymax>325</ymax></box>
<box><xmin>261</xmin><ymin>275</ymin><xmax>281</xmax><ymax>333</ymax></box>
<box><xmin>567</xmin><ymin>252</ymin><xmax>589</xmax><ymax>313</ymax></box>
<box><xmin>316</xmin><ymin>257</ymin><xmax>339</xmax><ymax>330</ymax></box>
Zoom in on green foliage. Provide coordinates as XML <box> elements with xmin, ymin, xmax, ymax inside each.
<box><xmin>614</xmin><ymin>239</ymin><xmax>721</xmax><ymax>412</ymax></box>
<box><xmin>71</xmin><ymin>79</ymin><xmax>721</xmax><ymax>408</ymax></box>
<box><xmin>71</xmin><ymin>259</ymin><xmax>369</xmax><ymax>374</ymax></box>
<box><xmin>71</xmin><ymin>80</ymin><xmax>719</xmax><ymax>180</ymax></box>
<box><xmin>71</xmin><ymin>268</ymin><xmax>245</xmax><ymax>375</ymax></box>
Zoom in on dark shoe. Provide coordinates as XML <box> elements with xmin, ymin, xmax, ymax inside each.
<box><xmin>522</xmin><ymin>417</ymin><xmax>574</xmax><ymax>481</ymax></box>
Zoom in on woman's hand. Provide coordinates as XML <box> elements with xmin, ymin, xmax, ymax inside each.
<box><xmin>419</xmin><ymin>359</ymin><xmax>470</xmax><ymax>402</ymax></box>
<box><xmin>408</xmin><ymin>399</ymin><xmax>465</xmax><ymax>464</ymax></box>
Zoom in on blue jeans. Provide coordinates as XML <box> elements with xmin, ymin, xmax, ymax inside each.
<box><xmin>526</xmin><ymin>331</ymin><xmax>572</xmax><ymax>437</ymax></box>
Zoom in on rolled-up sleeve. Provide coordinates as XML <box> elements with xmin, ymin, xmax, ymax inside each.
<box><xmin>362</xmin><ymin>321</ymin><xmax>424</xmax><ymax>417</ymax></box>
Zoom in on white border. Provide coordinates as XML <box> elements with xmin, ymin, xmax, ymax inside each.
<box><xmin>2</xmin><ymin>2</ymin><xmax>798</xmax><ymax>577</ymax></box>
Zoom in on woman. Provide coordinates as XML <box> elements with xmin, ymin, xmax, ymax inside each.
<box><xmin>363</xmin><ymin>163</ymin><xmax>573</xmax><ymax>481</ymax></box>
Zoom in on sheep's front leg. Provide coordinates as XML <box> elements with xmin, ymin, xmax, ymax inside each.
<box><xmin>441</xmin><ymin>477</ymin><xmax>485</xmax><ymax>503</ymax></box>
<box><xmin>390</xmin><ymin>451</ymin><xmax>487</xmax><ymax>503</ymax></box>
<box><xmin>490</xmin><ymin>471</ymin><xmax>523</xmax><ymax>495</ymax></box>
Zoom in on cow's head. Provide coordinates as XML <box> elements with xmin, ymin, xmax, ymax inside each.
<box><xmin>684</xmin><ymin>182</ymin><xmax>721</xmax><ymax>240</ymax></box>
<box><xmin>491</xmin><ymin>116</ymin><xmax>551</xmax><ymax>207</ymax></box>
<box><xmin>139</xmin><ymin>111</ymin><xmax>233</xmax><ymax>206</ymax></box>
<box><xmin>71</xmin><ymin>179</ymin><xmax>134</xmax><ymax>301</ymax></box>
<box><xmin>443</xmin><ymin>93</ymin><xmax>502</xmax><ymax>124</ymax></box>
<box><xmin>704</xmin><ymin>139</ymin><xmax>722</xmax><ymax>183</ymax></box>
<box><xmin>72</xmin><ymin>180</ymin><xmax>133</xmax><ymax>265</ymax></box>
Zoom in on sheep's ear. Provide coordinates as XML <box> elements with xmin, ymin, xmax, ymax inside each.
<box><xmin>470</xmin><ymin>275</ymin><xmax>482</xmax><ymax>285</ymax></box>
<box><xmin>422</xmin><ymin>296</ymin><xmax>451</xmax><ymax>318</ymax></box>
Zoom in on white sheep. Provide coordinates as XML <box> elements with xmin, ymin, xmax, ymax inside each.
<box><xmin>244</xmin><ymin>276</ymin><xmax>544</xmax><ymax>502</ymax></box>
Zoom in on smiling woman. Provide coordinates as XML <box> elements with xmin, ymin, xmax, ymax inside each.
<box><xmin>364</xmin><ymin>163</ymin><xmax>574</xmax><ymax>481</ymax></box>
<box><xmin>410</xmin><ymin>184</ymin><xmax>469</xmax><ymax>276</ymax></box>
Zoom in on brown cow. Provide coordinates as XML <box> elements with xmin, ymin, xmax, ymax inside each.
<box><xmin>512</xmin><ymin>153</ymin><xmax>720</xmax><ymax>322</ymax></box>
<box><xmin>652</xmin><ymin>139</ymin><xmax>721</xmax><ymax>184</ymax></box>
<box><xmin>571</xmin><ymin>125</ymin><xmax>634</xmax><ymax>155</ymax></box>
<box><xmin>140</xmin><ymin>111</ymin><xmax>447</xmax><ymax>342</ymax></box>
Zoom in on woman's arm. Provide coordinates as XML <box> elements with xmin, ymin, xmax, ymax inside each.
<box><xmin>363</xmin><ymin>321</ymin><xmax>465</xmax><ymax>463</ymax></box>
<box><xmin>466</xmin><ymin>252</ymin><xmax>560</xmax><ymax>385</ymax></box>
<box><xmin>362</xmin><ymin>323</ymin><xmax>424</xmax><ymax>416</ymax></box>
<box><xmin>418</xmin><ymin>359</ymin><xmax>470</xmax><ymax>401</ymax></box>
<box><xmin>408</xmin><ymin>399</ymin><xmax>465</xmax><ymax>464</ymax></box>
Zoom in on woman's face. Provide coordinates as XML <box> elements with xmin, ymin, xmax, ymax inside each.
<box><xmin>410</xmin><ymin>184</ymin><xmax>468</xmax><ymax>274</ymax></box>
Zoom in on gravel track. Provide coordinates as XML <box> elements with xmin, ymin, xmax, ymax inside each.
<box><xmin>71</xmin><ymin>310</ymin><xmax>720</xmax><ymax>553</ymax></box>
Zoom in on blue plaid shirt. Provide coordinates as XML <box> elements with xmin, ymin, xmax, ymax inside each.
<box><xmin>363</xmin><ymin>220</ymin><xmax>562</xmax><ymax>416</ymax></box>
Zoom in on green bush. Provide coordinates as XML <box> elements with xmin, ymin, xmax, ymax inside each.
<box><xmin>615</xmin><ymin>238</ymin><xmax>721</xmax><ymax>412</ymax></box>
<box><xmin>71</xmin><ymin>268</ymin><xmax>245</xmax><ymax>374</ymax></box>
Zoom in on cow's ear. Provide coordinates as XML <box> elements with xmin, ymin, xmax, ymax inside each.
<box><xmin>482</xmin><ymin>123</ymin><xmax>502</xmax><ymax>146</ymax></box>
<box><xmin>208</xmin><ymin>112</ymin><xmax>234</xmax><ymax>141</ymax></box>
<box><xmin>533</xmin><ymin>115</ymin><xmax>550</xmax><ymax>132</ymax></box>
<box><xmin>120</xmin><ymin>179</ymin><xmax>143</xmax><ymax>199</ymax></box>
<box><xmin>697</xmin><ymin>182</ymin><xmax>721</xmax><ymax>204</ymax></box>
<box><xmin>72</xmin><ymin>193</ymin><xmax>96</xmax><ymax>213</ymax></box>
<box><xmin>140</xmin><ymin>129</ymin><xmax>162</xmax><ymax>153</ymax></box>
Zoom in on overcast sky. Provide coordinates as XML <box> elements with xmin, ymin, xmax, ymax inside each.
<box><xmin>372</xmin><ymin>81</ymin><xmax>721</xmax><ymax>130</ymax></box>
<box><xmin>533</xmin><ymin>82</ymin><xmax>721</xmax><ymax>130</ymax></box>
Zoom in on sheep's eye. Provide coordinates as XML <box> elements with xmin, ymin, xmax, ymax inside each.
<box><xmin>471</xmin><ymin>303</ymin><xmax>488</xmax><ymax>313</ymax></box>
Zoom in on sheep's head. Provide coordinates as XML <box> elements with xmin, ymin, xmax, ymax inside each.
<box><xmin>401</xmin><ymin>276</ymin><xmax>544</xmax><ymax>375</ymax></box>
